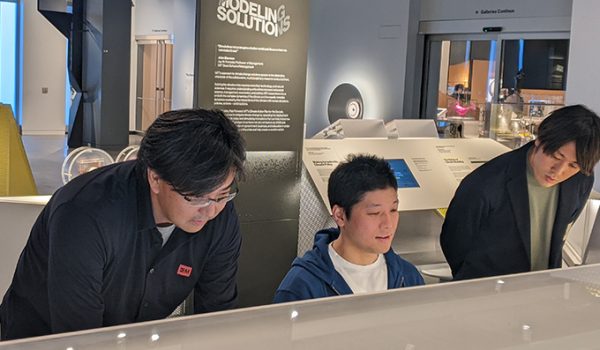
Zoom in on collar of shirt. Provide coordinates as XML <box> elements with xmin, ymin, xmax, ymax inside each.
<box><xmin>135</xmin><ymin>165</ymin><xmax>158</xmax><ymax>232</ymax></box>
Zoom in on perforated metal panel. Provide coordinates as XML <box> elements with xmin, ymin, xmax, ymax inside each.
<box><xmin>298</xmin><ymin>165</ymin><xmax>335</xmax><ymax>257</ymax></box>
<box><xmin>167</xmin><ymin>292</ymin><xmax>193</xmax><ymax>318</ymax></box>
<box><xmin>236</xmin><ymin>151</ymin><xmax>300</xmax><ymax>307</ymax></box>
<box><xmin>167</xmin><ymin>303</ymin><xmax>185</xmax><ymax>318</ymax></box>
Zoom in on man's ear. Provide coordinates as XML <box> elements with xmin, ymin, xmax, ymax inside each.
<box><xmin>331</xmin><ymin>205</ymin><xmax>347</xmax><ymax>228</ymax></box>
<box><xmin>147</xmin><ymin>168</ymin><xmax>161</xmax><ymax>194</ymax></box>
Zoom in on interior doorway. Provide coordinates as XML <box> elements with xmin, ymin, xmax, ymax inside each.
<box><xmin>135</xmin><ymin>35</ymin><xmax>173</xmax><ymax>132</ymax></box>
<box><xmin>422</xmin><ymin>33</ymin><xmax>569</xmax><ymax>139</ymax></box>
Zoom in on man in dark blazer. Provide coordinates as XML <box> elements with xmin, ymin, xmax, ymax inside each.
<box><xmin>441</xmin><ymin>105</ymin><xmax>600</xmax><ymax>280</ymax></box>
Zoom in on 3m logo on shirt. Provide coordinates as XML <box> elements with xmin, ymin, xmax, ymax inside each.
<box><xmin>177</xmin><ymin>264</ymin><xmax>192</xmax><ymax>277</ymax></box>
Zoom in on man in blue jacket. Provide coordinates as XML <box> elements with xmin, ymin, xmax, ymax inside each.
<box><xmin>274</xmin><ymin>154</ymin><xmax>424</xmax><ymax>303</ymax></box>
<box><xmin>1</xmin><ymin>109</ymin><xmax>246</xmax><ymax>340</ymax></box>
<box><xmin>441</xmin><ymin>104</ymin><xmax>600</xmax><ymax>280</ymax></box>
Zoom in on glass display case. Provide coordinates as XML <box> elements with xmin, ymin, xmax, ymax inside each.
<box><xmin>436</xmin><ymin>101</ymin><xmax>564</xmax><ymax>145</ymax></box>
<box><xmin>489</xmin><ymin>102</ymin><xmax>563</xmax><ymax>149</ymax></box>
<box><xmin>436</xmin><ymin>101</ymin><xmax>487</xmax><ymax>138</ymax></box>
<box><xmin>3</xmin><ymin>264</ymin><xmax>600</xmax><ymax>349</ymax></box>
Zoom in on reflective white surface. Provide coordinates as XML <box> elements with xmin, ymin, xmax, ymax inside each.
<box><xmin>3</xmin><ymin>264</ymin><xmax>600</xmax><ymax>349</ymax></box>
<box><xmin>564</xmin><ymin>199</ymin><xmax>600</xmax><ymax>265</ymax></box>
<box><xmin>0</xmin><ymin>197</ymin><xmax>48</xmax><ymax>298</ymax></box>
<box><xmin>0</xmin><ymin>196</ymin><xmax>51</xmax><ymax>205</ymax></box>
<box><xmin>385</xmin><ymin>119</ymin><xmax>439</xmax><ymax>138</ymax></box>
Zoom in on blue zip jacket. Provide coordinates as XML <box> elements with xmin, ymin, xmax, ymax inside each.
<box><xmin>273</xmin><ymin>228</ymin><xmax>424</xmax><ymax>303</ymax></box>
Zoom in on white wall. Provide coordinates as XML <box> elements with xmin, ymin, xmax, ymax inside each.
<box><xmin>566</xmin><ymin>0</ymin><xmax>600</xmax><ymax>192</ymax></box>
<box><xmin>0</xmin><ymin>200</ymin><xmax>45</xmax><ymax>302</ymax></box>
<box><xmin>565</xmin><ymin>0</ymin><xmax>600</xmax><ymax>111</ymax></box>
<box><xmin>304</xmin><ymin>0</ymin><xmax>413</xmax><ymax>138</ymax></box>
<box><xmin>131</xmin><ymin>0</ymin><xmax>196</xmax><ymax>129</ymax></box>
<box><xmin>20</xmin><ymin>0</ymin><xmax>66</xmax><ymax>135</ymax></box>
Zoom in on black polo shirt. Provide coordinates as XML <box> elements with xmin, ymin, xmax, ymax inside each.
<box><xmin>0</xmin><ymin>161</ymin><xmax>241</xmax><ymax>340</ymax></box>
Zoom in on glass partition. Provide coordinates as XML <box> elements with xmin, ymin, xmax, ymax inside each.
<box><xmin>423</xmin><ymin>35</ymin><xmax>569</xmax><ymax>136</ymax></box>
<box><xmin>3</xmin><ymin>264</ymin><xmax>600</xmax><ymax>349</ymax></box>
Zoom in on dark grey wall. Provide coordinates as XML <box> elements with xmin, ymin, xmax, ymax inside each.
<box><xmin>235</xmin><ymin>152</ymin><xmax>301</xmax><ymax>306</ymax></box>
<box><xmin>194</xmin><ymin>0</ymin><xmax>310</xmax><ymax>307</ymax></box>
<box><xmin>402</xmin><ymin>0</ymin><xmax>424</xmax><ymax>118</ymax></box>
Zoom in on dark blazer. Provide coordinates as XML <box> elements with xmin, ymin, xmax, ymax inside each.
<box><xmin>440</xmin><ymin>142</ymin><xmax>593</xmax><ymax>280</ymax></box>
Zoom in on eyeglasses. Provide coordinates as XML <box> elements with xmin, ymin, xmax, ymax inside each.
<box><xmin>182</xmin><ymin>185</ymin><xmax>239</xmax><ymax>208</ymax></box>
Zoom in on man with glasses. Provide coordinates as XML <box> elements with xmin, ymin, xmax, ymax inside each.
<box><xmin>0</xmin><ymin>109</ymin><xmax>246</xmax><ymax>340</ymax></box>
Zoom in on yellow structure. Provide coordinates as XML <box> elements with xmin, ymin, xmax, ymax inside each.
<box><xmin>436</xmin><ymin>208</ymin><xmax>447</xmax><ymax>218</ymax></box>
<box><xmin>0</xmin><ymin>104</ymin><xmax>37</xmax><ymax>196</ymax></box>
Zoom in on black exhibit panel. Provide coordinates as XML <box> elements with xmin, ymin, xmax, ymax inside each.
<box><xmin>38</xmin><ymin>0</ymin><xmax>132</xmax><ymax>149</ymax></box>
<box><xmin>194</xmin><ymin>0</ymin><xmax>310</xmax><ymax>307</ymax></box>
<box><xmin>501</xmin><ymin>39</ymin><xmax>569</xmax><ymax>91</ymax></box>
<box><xmin>81</xmin><ymin>0</ymin><xmax>131</xmax><ymax>149</ymax></box>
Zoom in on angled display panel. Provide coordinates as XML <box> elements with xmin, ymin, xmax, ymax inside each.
<box><xmin>303</xmin><ymin>138</ymin><xmax>510</xmax><ymax>212</ymax></box>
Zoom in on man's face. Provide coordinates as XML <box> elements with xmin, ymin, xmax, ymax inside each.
<box><xmin>148</xmin><ymin>169</ymin><xmax>236</xmax><ymax>233</ymax></box>
<box><xmin>333</xmin><ymin>187</ymin><xmax>399</xmax><ymax>264</ymax></box>
<box><xmin>529</xmin><ymin>140</ymin><xmax>580</xmax><ymax>188</ymax></box>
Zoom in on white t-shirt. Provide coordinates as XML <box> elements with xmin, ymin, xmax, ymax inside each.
<box><xmin>157</xmin><ymin>225</ymin><xmax>176</xmax><ymax>247</ymax></box>
<box><xmin>328</xmin><ymin>242</ymin><xmax>388</xmax><ymax>294</ymax></box>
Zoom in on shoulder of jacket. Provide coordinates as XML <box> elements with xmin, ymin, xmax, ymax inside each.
<box><xmin>385</xmin><ymin>252</ymin><xmax>417</xmax><ymax>273</ymax></box>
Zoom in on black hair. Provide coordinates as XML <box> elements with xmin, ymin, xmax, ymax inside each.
<box><xmin>453</xmin><ymin>84</ymin><xmax>466</xmax><ymax>102</ymax></box>
<box><xmin>327</xmin><ymin>154</ymin><xmax>398</xmax><ymax>219</ymax></box>
<box><xmin>136</xmin><ymin>109</ymin><xmax>246</xmax><ymax>196</ymax></box>
<box><xmin>536</xmin><ymin>104</ymin><xmax>600</xmax><ymax>176</ymax></box>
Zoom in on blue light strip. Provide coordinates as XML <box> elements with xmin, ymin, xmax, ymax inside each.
<box><xmin>0</xmin><ymin>2</ymin><xmax>18</xmax><ymax>118</ymax></box>
<box><xmin>487</xmin><ymin>40</ymin><xmax>497</xmax><ymax>102</ymax></box>
<box><xmin>518</xmin><ymin>39</ymin><xmax>524</xmax><ymax>71</ymax></box>
<box><xmin>488</xmin><ymin>40</ymin><xmax>497</xmax><ymax>76</ymax></box>
<box><xmin>65</xmin><ymin>46</ymin><xmax>70</xmax><ymax>126</ymax></box>
<box><xmin>465</xmin><ymin>40</ymin><xmax>471</xmax><ymax>64</ymax></box>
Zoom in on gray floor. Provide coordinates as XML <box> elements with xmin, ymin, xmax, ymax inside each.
<box><xmin>21</xmin><ymin>135</ymin><xmax>68</xmax><ymax>195</ymax></box>
<box><xmin>21</xmin><ymin>135</ymin><xmax>142</xmax><ymax>195</ymax></box>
